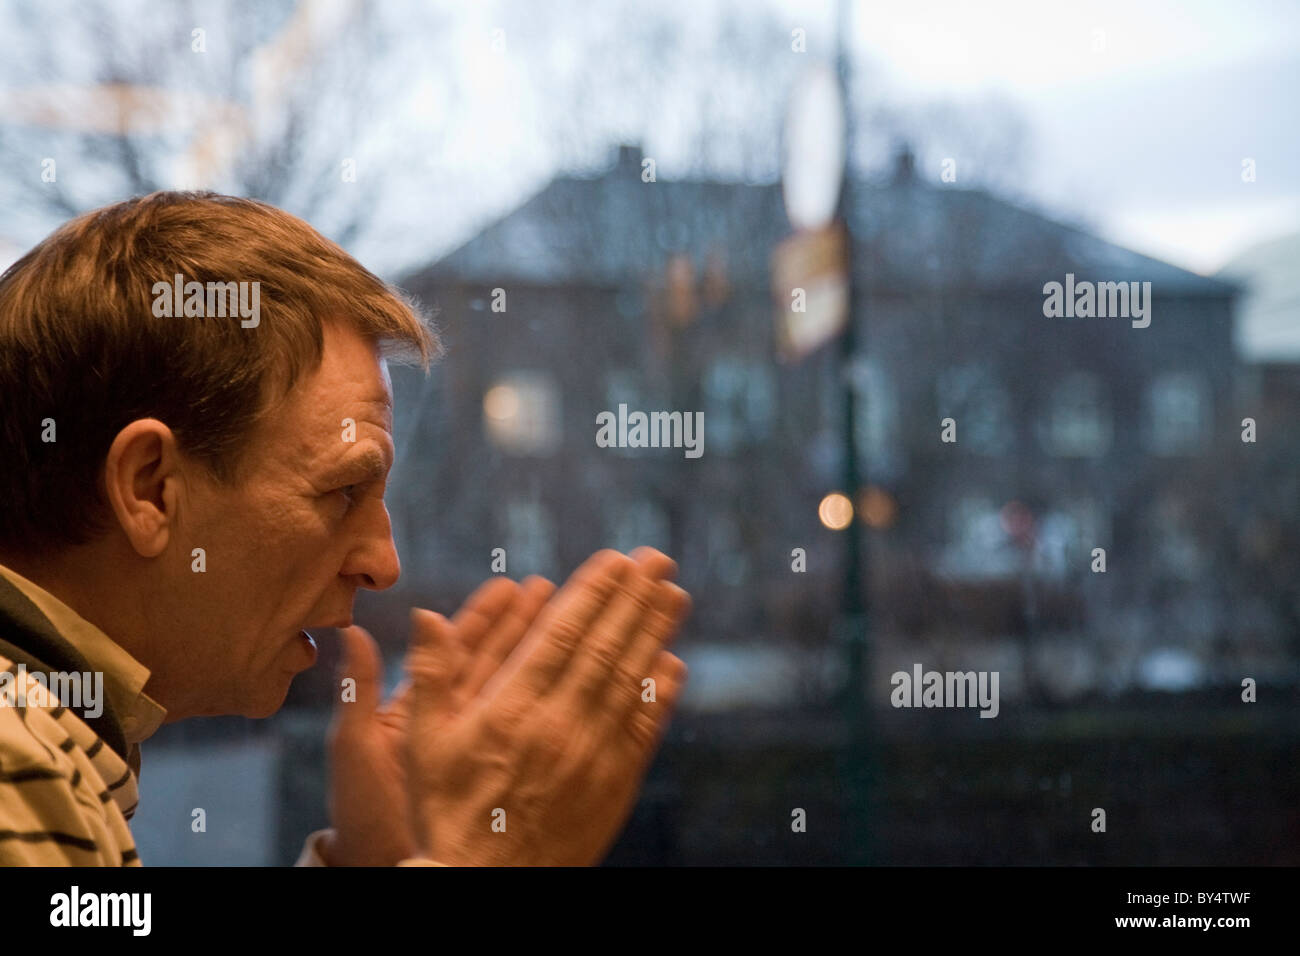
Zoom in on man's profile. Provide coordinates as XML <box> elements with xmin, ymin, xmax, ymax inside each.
<box><xmin>0</xmin><ymin>191</ymin><xmax>689</xmax><ymax>866</ymax></box>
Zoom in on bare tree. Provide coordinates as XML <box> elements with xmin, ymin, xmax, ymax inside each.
<box><xmin>0</xmin><ymin>0</ymin><xmax>459</xmax><ymax>252</ymax></box>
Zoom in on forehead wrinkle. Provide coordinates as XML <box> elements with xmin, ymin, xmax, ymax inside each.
<box><xmin>319</xmin><ymin>445</ymin><xmax>389</xmax><ymax>487</ymax></box>
<box><xmin>299</xmin><ymin>394</ymin><xmax>393</xmax><ymax>457</ymax></box>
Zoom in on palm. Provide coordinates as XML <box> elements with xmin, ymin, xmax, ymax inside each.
<box><xmin>327</xmin><ymin>548</ymin><xmax>688</xmax><ymax>868</ymax></box>
<box><xmin>325</xmin><ymin>576</ymin><xmax>553</xmax><ymax>866</ymax></box>
<box><xmin>416</xmin><ymin>699</ymin><xmax>658</xmax><ymax>866</ymax></box>
<box><xmin>407</xmin><ymin>549</ymin><xmax>690</xmax><ymax>867</ymax></box>
<box><xmin>327</xmin><ymin>684</ymin><xmax>416</xmax><ymax>865</ymax></box>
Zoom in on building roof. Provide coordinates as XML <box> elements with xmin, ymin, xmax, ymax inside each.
<box><xmin>404</xmin><ymin>144</ymin><xmax>1238</xmax><ymax>298</ymax></box>
<box><xmin>1217</xmin><ymin>231</ymin><xmax>1300</xmax><ymax>361</ymax></box>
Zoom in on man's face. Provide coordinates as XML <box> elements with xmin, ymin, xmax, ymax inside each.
<box><xmin>161</xmin><ymin>322</ymin><xmax>401</xmax><ymax>718</ymax></box>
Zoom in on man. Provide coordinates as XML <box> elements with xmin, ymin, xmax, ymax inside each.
<box><xmin>0</xmin><ymin>191</ymin><xmax>689</xmax><ymax>866</ymax></box>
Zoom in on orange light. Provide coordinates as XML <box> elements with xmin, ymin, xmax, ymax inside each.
<box><xmin>819</xmin><ymin>492</ymin><xmax>854</xmax><ymax>530</ymax></box>
<box><xmin>858</xmin><ymin>486</ymin><xmax>897</xmax><ymax>529</ymax></box>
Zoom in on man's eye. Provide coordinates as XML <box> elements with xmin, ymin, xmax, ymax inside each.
<box><xmin>336</xmin><ymin>484</ymin><xmax>360</xmax><ymax>504</ymax></box>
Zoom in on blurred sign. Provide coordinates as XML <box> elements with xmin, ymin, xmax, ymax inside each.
<box><xmin>772</xmin><ymin>222</ymin><xmax>849</xmax><ymax>361</ymax></box>
<box><xmin>664</xmin><ymin>254</ymin><xmax>697</xmax><ymax>328</ymax></box>
<box><xmin>781</xmin><ymin>62</ymin><xmax>845</xmax><ymax>232</ymax></box>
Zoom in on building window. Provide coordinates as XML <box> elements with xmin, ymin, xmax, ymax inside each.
<box><xmin>1150</xmin><ymin>495</ymin><xmax>1203</xmax><ymax>581</ymax></box>
<box><xmin>1041</xmin><ymin>372</ymin><xmax>1111</xmax><ymax>457</ymax></box>
<box><xmin>935</xmin><ymin>363</ymin><xmax>1012</xmax><ymax>455</ymax></box>
<box><xmin>483</xmin><ymin>371</ymin><xmax>561</xmax><ymax>456</ymax></box>
<box><xmin>706</xmin><ymin>512</ymin><xmax>749</xmax><ymax>587</ymax></box>
<box><xmin>604</xmin><ymin>369</ymin><xmax>642</xmax><ymax>457</ymax></box>
<box><xmin>1033</xmin><ymin>498</ymin><xmax>1108</xmax><ymax>579</ymax></box>
<box><xmin>852</xmin><ymin>356</ymin><xmax>900</xmax><ymax>478</ymax></box>
<box><xmin>606</xmin><ymin>499</ymin><xmax>670</xmax><ymax>554</ymax></box>
<box><xmin>938</xmin><ymin>495</ymin><xmax>1018</xmax><ymax>579</ymax></box>
<box><xmin>605</xmin><ymin>369</ymin><xmax>639</xmax><ymax>410</ymax></box>
<box><xmin>704</xmin><ymin>357</ymin><xmax>775</xmax><ymax>454</ymax></box>
<box><xmin>1145</xmin><ymin>372</ymin><xmax>1208</xmax><ymax>455</ymax></box>
<box><xmin>505</xmin><ymin>499</ymin><xmax>556</xmax><ymax>576</ymax></box>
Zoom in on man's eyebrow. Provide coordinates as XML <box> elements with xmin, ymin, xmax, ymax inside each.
<box><xmin>321</xmin><ymin>447</ymin><xmax>391</xmax><ymax>485</ymax></box>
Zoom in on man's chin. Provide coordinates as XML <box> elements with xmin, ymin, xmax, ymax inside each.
<box><xmin>242</xmin><ymin>700</ymin><xmax>284</xmax><ymax>720</ymax></box>
<box><xmin>242</xmin><ymin>675</ymin><xmax>299</xmax><ymax>719</ymax></box>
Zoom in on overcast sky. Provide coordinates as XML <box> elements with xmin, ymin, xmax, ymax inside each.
<box><xmin>828</xmin><ymin>0</ymin><xmax>1300</xmax><ymax>274</ymax></box>
<box><xmin>3</xmin><ymin>0</ymin><xmax>1295</xmax><ymax>314</ymax></box>
<box><xmin>371</xmin><ymin>0</ymin><xmax>1297</xmax><ymax>279</ymax></box>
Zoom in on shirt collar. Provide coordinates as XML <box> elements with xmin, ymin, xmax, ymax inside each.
<box><xmin>0</xmin><ymin>562</ymin><xmax>167</xmax><ymax>745</ymax></box>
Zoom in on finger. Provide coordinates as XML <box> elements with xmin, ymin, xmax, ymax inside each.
<box><xmin>629</xmin><ymin>546</ymin><xmax>678</xmax><ymax>581</ymax></box>
<box><xmin>332</xmin><ymin>625</ymin><xmax>383</xmax><ymax>738</ymax></box>
<box><xmin>486</xmin><ymin>549</ymin><xmax>634</xmax><ymax>703</ymax></box>
<box><xmin>608</xmin><ymin>581</ymin><xmax>691</xmax><ymax>717</ymax></box>
<box><xmin>407</xmin><ymin>608</ymin><xmax>466</xmax><ymax>722</ymax></box>
<box><xmin>624</xmin><ymin>651</ymin><xmax>688</xmax><ymax>754</ymax></box>
<box><xmin>457</xmin><ymin>575</ymin><xmax>555</xmax><ymax>701</ymax></box>
<box><xmin>560</xmin><ymin>566</ymin><xmax>659</xmax><ymax>708</ymax></box>
<box><xmin>381</xmin><ymin>677</ymin><xmax>412</xmax><ymax>720</ymax></box>
<box><xmin>451</xmin><ymin>577</ymin><xmax>520</xmax><ymax>652</ymax></box>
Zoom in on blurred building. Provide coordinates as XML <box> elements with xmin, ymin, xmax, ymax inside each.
<box><xmin>1217</xmin><ymin>232</ymin><xmax>1300</xmax><ymax>362</ymax></box>
<box><xmin>391</xmin><ymin>142</ymin><xmax>1292</xmax><ymax>710</ymax></box>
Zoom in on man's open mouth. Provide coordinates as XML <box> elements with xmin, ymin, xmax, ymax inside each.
<box><xmin>297</xmin><ymin>630</ymin><xmax>319</xmax><ymax>665</ymax></box>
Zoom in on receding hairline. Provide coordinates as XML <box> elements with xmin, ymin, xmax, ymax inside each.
<box><xmin>0</xmin><ymin>189</ymin><xmax>443</xmax><ymax>556</ymax></box>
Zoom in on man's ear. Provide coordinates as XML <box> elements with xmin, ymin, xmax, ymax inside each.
<box><xmin>102</xmin><ymin>418</ymin><xmax>187</xmax><ymax>558</ymax></box>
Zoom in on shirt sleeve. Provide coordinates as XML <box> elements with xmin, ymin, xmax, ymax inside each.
<box><xmin>294</xmin><ymin>827</ymin><xmax>448</xmax><ymax>866</ymax></box>
<box><xmin>294</xmin><ymin>828</ymin><xmax>333</xmax><ymax>866</ymax></box>
<box><xmin>0</xmin><ymin>709</ymin><xmax>131</xmax><ymax>866</ymax></box>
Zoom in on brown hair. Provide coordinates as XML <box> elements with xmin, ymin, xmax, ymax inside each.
<box><xmin>0</xmin><ymin>191</ymin><xmax>440</xmax><ymax>556</ymax></box>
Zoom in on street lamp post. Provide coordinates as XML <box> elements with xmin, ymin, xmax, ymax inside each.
<box><xmin>778</xmin><ymin>0</ymin><xmax>872</xmax><ymax>863</ymax></box>
<box><xmin>833</xmin><ymin>0</ymin><xmax>873</xmax><ymax>865</ymax></box>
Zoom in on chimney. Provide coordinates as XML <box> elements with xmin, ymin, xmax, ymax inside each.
<box><xmin>614</xmin><ymin>143</ymin><xmax>643</xmax><ymax>175</ymax></box>
<box><xmin>892</xmin><ymin>143</ymin><xmax>916</xmax><ymax>184</ymax></box>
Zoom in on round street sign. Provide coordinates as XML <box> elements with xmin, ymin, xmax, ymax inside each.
<box><xmin>781</xmin><ymin>61</ymin><xmax>846</xmax><ymax>232</ymax></box>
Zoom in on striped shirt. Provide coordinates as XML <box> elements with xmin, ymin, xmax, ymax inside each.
<box><xmin>0</xmin><ymin>562</ymin><xmax>445</xmax><ymax>867</ymax></box>
<box><xmin>0</xmin><ymin>562</ymin><xmax>164</xmax><ymax>866</ymax></box>
<box><xmin>0</xmin><ymin>656</ymin><xmax>143</xmax><ymax>865</ymax></box>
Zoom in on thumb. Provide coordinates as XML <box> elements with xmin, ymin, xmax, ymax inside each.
<box><xmin>407</xmin><ymin>608</ymin><xmax>464</xmax><ymax>724</ymax></box>
<box><xmin>333</xmin><ymin>625</ymin><xmax>383</xmax><ymax>735</ymax></box>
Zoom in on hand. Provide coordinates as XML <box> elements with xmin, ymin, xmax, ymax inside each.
<box><xmin>405</xmin><ymin>548</ymin><xmax>691</xmax><ymax>866</ymax></box>
<box><xmin>324</xmin><ymin>574</ymin><xmax>555</xmax><ymax>866</ymax></box>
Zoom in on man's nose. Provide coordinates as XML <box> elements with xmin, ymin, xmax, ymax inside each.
<box><xmin>345</xmin><ymin>502</ymin><xmax>401</xmax><ymax>591</ymax></box>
